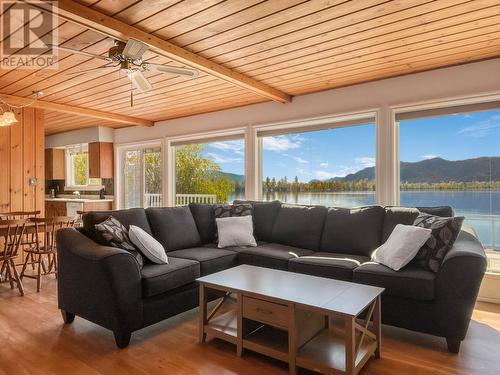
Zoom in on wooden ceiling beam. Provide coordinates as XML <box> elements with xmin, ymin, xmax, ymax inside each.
<box><xmin>0</xmin><ymin>93</ymin><xmax>154</xmax><ymax>127</ymax></box>
<box><xmin>37</xmin><ymin>0</ymin><xmax>292</xmax><ymax>104</ymax></box>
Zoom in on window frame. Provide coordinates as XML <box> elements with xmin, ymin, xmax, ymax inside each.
<box><xmin>255</xmin><ymin>112</ymin><xmax>379</xmax><ymax>204</ymax></box>
<box><xmin>166</xmin><ymin>129</ymin><xmax>247</xmax><ymax>206</ymax></box>
<box><xmin>116</xmin><ymin>140</ymin><xmax>165</xmax><ymax>209</ymax></box>
<box><xmin>64</xmin><ymin>145</ymin><xmax>102</xmax><ymax>191</ymax></box>
<box><xmin>392</xmin><ymin>95</ymin><xmax>500</xmax><ymax>292</ymax></box>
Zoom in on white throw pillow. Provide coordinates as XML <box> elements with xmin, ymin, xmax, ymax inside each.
<box><xmin>129</xmin><ymin>225</ymin><xmax>168</xmax><ymax>264</ymax></box>
<box><xmin>216</xmin><ymin>216</ymin><xmax>257</xmax><ymax>248</ymax></box>
<box><xmin>372</xmin><ymin>224</ymin><xmax>431</xmax><ymax>271</ymax></box>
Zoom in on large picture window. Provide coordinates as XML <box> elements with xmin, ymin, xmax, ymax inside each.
<box><xmin>174</xmin><ymin>138</ymin><xmax>245</xmax><ymax>205</ymax></box>
<box><xmin>259</xmin><ymin>121</ymin><xmax>376</xmax><ymax>207</ymax></box>
<box><xmin>398</xmin><ymin>108</ymin><xmax>500</xmax><ymax>273</ymax></box>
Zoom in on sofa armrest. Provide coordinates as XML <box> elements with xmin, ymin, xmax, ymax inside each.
<box><xmin>435</xmin><ymin>230</ymin><xmax>487</xmax><ymax>339</ymax></box>
<box><xmin>56</xmin><ymin>227</ymin><xmax>143</xmax><ymax>334</ymax></box>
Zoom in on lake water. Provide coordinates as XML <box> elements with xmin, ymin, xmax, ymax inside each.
<box><xmin>230</xmin><ymin>190</ymin><xmax>500</xmax><ymax>249</ymax></box>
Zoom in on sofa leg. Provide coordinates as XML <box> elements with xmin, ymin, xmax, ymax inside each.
<box><xmin>60</xmin><ymin>310</ymin><xmax>75</xmax><ymax>324</ymax></box>
<box><xmin>114</xmin><ymin>331</ymin><xmax>131</xmax><ymax>349</ymax></box>
<box><xmin>446</xmin><ymin>337</ymin><xmax>461</xmax><ymax>353</ymax></box>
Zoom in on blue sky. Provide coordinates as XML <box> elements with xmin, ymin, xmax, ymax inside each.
<box><xmin>201</xmin><ymin>110</ymin><xmax>500</xmax><ymax>182</ymax></box>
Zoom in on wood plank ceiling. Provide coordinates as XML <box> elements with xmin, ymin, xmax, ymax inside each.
<box><xmin>0</xmin><ymin>0</ymin><xmax>499</xmax><ymax>135</ymax></box>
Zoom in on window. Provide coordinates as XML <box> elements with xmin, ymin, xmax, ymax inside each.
<box><xmin>174</xmin><ymin>138</ymin><xmax>245</xmax><ymax>205</ymax></box>
<box><xmin>65</xmin><ymin>144</ymin><xmax>101</xmax><ymax>189</ymax></box>
<box><xmin>398</xmin><ymin>108</ymin><xmax>500</xmax><ymax>273</ymax></box>
<box><xmin>258</xmin><ymin>121</ymin><xmax>376</xmax><ymax>207</ymax></box>
<box><xmin>122</xmin><ymin>146</ymin><xmax>162</xmax><ymax>208</ymax></box>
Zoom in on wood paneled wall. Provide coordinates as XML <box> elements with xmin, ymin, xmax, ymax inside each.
<box><xmin>0</xmin><ymin>108</ymin><xmax>45</xmax><ymax>215</ymax></box>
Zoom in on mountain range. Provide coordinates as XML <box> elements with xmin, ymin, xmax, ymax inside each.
<box><xmin>221</xmin><ymin>157</ymin><xmax>500</xmax><ymax>183</ymax></box>
<box><xmin>337</xmin><ymin>157</ymin><xmax>500</xmax><ymax>183</ymax></box>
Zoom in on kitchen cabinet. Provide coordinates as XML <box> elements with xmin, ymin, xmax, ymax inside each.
<box><xmin>89</xmin><ymin>142</ymin><xmax>114</xmax><ymax>179</ymax></box>
<box><xmin>45</xmin><ymin>199</ymin><xmax>113</xmax><ymax>218</ymax></box>
<box><xmin>45</xmin><ymin>148</ymin><xmax>65</xmax><ymax>180</ymax></box>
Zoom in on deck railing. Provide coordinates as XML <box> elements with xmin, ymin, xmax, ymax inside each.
<box><xmin>175</xmin><ymin>194</ymin><xmax>217</xmax><ymax>206</ymax></box>
<box><xmin>145</xmin><ymin>193</ymin><xmax>218</xmax><ymax>207</ymax></box>
<box><xmin>465</xmin><ymin>214</ymin><xmax>500</xmax><ymax>250</ymax></box>
<box><xmin>145</xmin><ymin>193</ymin><xmax>162</xmax><ymax>208</ymax></box>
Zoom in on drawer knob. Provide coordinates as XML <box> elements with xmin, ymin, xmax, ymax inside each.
<box><xmin>256</xmin><ymin>308</ymin><xmax>273</xmax><ymax>315</ymax></box>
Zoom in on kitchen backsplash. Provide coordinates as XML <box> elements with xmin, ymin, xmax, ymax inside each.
<box><xmin>45</xmin><ymin>178</ymin><xmax>114</xmax><ymax>196</ymax></box>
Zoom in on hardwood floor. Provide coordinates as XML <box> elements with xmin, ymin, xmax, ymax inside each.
<box><xmin>1</xmin><ymin>278</ymin><xmax>499</xmax><ymax>375</ymax></box>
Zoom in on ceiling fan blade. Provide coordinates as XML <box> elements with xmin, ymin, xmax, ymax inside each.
<box><xmin>122</xmin><ymin>39</ymin><xmax>149</xmax><ymax>60</ymax></box>
<box><xmin>66</xmin><ymin>66</ymin><xmax>118</xmax><ymax>76</ymax></box>
<box><xmin>127</xmin><ymin>70</ymin><xmax>153</xmax><ymax>93</ymax></box>
<box><xmin>143</xmin><ymin>63</ymin><xmax>199</xmax><ymax>77</ymax></box>
<box><xmin>48</xmin><ymin>44</ymin><xmax>113</xmax><ymax>62</ymax></box>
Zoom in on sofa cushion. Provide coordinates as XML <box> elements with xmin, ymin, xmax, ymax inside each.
<box><xmin>413</xmin><ymin>213</ymin><xmax>464</xmax><ymax>272</ymax></box>
<box><xmin>353</xmin><ymin>261</ymin><xmax>436</xmax><ymax>301</ymax></box>
<box><xmin>289</xmin><ymin>252</ymin><xmax>370</xmax><ymax>281</ymax></box>
<box><xmin>321</xmin><ymin>206</ymin><xmax>384</xmax><ymax>257</ymax></box>
<box><xmin>140</xmin><ymin>257</ymin><xmax>200</xmax><ymax>298</ymax></box>
<box><xmin>238</xmin><ymin>243</ymin><xmax>314</xmax><ymax>270</ymax></box>
<box><xmin>146</xmin><ymin>206</ymin><xmax>202</xmax><ymax>252</ymax></box>
<box><xmin>382</xmin><ymin>207</ymin><xmax>420</xmax><ymax>243</ymax></box>
<box><xmin>234</xmin><ymin>200</ymin><xmax>281</xmax><ymax>241</ymax></box>
<box><xmin>167</xmin><ymin>247</ymin><xmax>238</xmax><ymax>276</ymax></box>
<box><xmin>189</xmin><ymin>203</ymin><xmax>215</xmax><ymax>244</ymax></box>
<box><xmin>271</xmin><ymin>204</ymin><xmax>327</xmax><ymax>251</ymax></box>
<box><xmin>417</xmin><ymin>206</ymin><xmax>453</xmax><ymax>217</ymax></box>
<box><xmin>82</xmin><ymin>208</ymin><xmax>152</xmax><ymax>245</ymax></box>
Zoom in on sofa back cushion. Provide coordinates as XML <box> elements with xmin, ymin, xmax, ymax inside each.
<box><xmin>189</xmin><ymin>203</ymin><xmax>215</xmax><ymax>244</ymax></box>
<box><xmin>321</xmin><ymin>206</ymin><xmax>384</xmax><ymax>257</ymax></box>
<box><xmin>234</xmin><ymin>200</ymin><xmax>281</xmax><ymax>241</ymax></box>
<box><xmin>382</xmin><ymin>207</ymin><xmax>420</xmax><ymax>243</ymax></box>
<box><xmin>82</xmin><ymin>208</ymin><xmax>152</xmax><ymax>245</ymax></box>
<box><xmin>271</xmin><ymin>204</ymin><xmax>327</xmax><ymax>251</ymax></box>
<box><xmin>382</xmin><ymin>206</ymin><xmax>454</xmax><ymax>243</ymax></box>
<box><xmin>417</xmin><ymin>206</ymin><xmax>453</xmax><ymax>217</ymax></box>
<box><xmin>146</xmin><ymin>206</ymin><xmax>202</xmax><ymax>251</ymax></box>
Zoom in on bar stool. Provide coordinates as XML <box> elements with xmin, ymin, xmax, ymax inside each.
<box><xmin>20</xmin><ymin>216</ymin><xmax>76</xmax><ymax>292</ymax></box>
<box><xmin>0</xmin><ymin>219</ymin><xmax>27</xmax><ymax>296</ymax></box>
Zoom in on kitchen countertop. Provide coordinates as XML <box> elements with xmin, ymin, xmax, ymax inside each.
<box><xmin>45</xmin><ymin>198</ymin><xmax>114</xmax><ymax>203</ymax></box>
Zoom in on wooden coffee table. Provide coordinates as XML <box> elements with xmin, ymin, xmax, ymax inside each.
<box><xmin>197</xmin><ymin>265</ymin><xmax>384</xmax><ymax>375</ymax></box>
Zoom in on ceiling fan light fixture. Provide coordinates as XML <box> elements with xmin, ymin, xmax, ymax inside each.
<box><xmin>128</xmin><ymin>70</ymin><xmax>153</xmax><ymax>93</ymax></box>
<box><xmin>122</xmin><ymin>39</ymin><xmax>149</xmax><ymax>60</ymax></box>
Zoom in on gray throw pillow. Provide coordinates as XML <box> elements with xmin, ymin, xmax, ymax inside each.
<box><xmin>413</xmin><ymin>213</ymin><xmax>464</xmax><ymax>272</ymax></box>
<box><xmin>216</xmin><ymin>216</ymin><xmax>257</xmax><ymax>248</ymax></box>
<box><xmin>129</xmin><ymin>225</ymin><xmax>168</xmax><ymax>264</ymax></box>
<box><xmin>95</xmin><ymin>216</ymin><xmax>144</xmax><ymax>268</ymax></box>
<box><xmin>213</xmin><ymin>203</ymin><xmax>253</xmax><ymax>242</ymax></box>
<box><xmin>372</xmin><ymin>224</ymin><xmax>432</xmax><ymax>271</ymax></box>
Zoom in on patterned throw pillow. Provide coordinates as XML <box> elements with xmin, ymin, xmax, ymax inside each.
<box><xmin>95</xmin><ymin>216</ymin><xmax>144</xmax><ymax>268</ymax></box>
<box><xmin>213</xmin><ymin>203</ymin><xmax>253</xmax><ymax>242</ymax></box>
<box><xmin>413</xmin><ymin>213</ymin><xmax>464</xmax><ymax>272</ymax></box>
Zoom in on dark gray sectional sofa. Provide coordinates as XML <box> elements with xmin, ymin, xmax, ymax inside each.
<box><xmin>55</xmin><ymin>201</ymin><xmax>487</xmax><ymax>353</ymax></box>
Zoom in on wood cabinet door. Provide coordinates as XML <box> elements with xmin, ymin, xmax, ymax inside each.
<box><xmin>45</xmin><ymin>149</ymin><xmax>65</xmax><ymax>180</ymax></box>
<box><xmin>89</xmin><ymin>142</ymin><xmax>113</xmax><ymax>179</ymax></box>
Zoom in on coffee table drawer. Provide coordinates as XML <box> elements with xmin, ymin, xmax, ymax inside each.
<box><xmin>242</xmin><ymin>296</ymin><xmax>289</xmax><ymax>329</ymax></box>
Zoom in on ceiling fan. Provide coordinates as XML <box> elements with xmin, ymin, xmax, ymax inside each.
<box><xmin>49</xmin><ymin>38</ymin><xmax>198</xmax><ymax>97</ymax></box>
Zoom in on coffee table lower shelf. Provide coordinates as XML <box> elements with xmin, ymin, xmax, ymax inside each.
<box><xmin>297</xmin><ymin>328</ymin><xmax>377</xmax><ymax>374</ymax></box>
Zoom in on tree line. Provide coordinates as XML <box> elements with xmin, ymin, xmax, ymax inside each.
<box><xmin>262</xmin><ymin>177</ymin><xmax>500</xmax><ymax>192</ymax></box>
